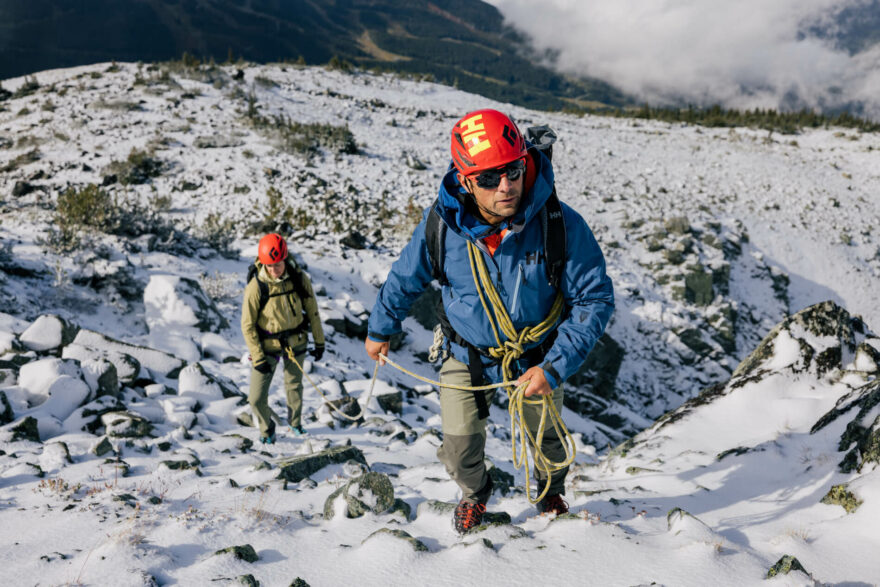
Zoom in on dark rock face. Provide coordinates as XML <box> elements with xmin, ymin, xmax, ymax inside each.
<box><xmin>732</xmin><ymin>301</ymin><xmax>859</xmax><ymax>384</ymax></box>
<box><xmin>812</xmin><ymin>379</ymin><xmax>880</xmax><ymax>473</ymax></box>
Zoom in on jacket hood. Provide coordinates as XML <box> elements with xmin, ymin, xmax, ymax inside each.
<box><xmin>436</xmin><ymin>146</ymin><xmax>555</xmax><ymax>241</ymax></box>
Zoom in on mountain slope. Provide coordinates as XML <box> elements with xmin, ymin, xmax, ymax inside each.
<box><xmin>0</xmin><ymin>60</ymin><xmax>879</xmax><ymax>585</ymax></box>
<box><xmin>0</xmin><ymin>0</ymin><xmax>628</xmax><ymax>111</ymax></box>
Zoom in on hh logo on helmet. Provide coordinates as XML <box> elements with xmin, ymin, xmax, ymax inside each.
<box><xmin>458</xmin><ymin>114</ymin><xmax>491</xmax><ymax>157</ymax></box>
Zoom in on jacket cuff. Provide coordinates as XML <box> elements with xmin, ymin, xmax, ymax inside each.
<box><xmin>541</xmin><ymin>362</ymin><xmax>561</xmax><ymax>389</ymax></box>
<box><xmin>368</xmin><ymin>332</ymin><xmax>391</xmax><ymax>343</ymax></box>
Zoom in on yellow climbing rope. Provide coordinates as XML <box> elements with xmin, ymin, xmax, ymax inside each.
<box><xmin>285</xmin><ymin>240</ymin><xmax>577</xmax><ymax>503</ymax></box>
<box><xmin>465</xmin><ymin>240</ymin><xmax>577</xmax><ymax>504</ymax></box>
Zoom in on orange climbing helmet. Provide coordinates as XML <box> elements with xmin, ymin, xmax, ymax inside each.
<box><xmin>258</xmin><ymin>233</ymin><xmax>288</xmax><ymax>265</ymax></box>
<box><xmin>450</xmin><ymin>109</ymin><xmax>528</xmax><ymax>176</ymax></box>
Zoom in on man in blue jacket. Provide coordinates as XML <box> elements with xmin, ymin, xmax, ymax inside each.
<box><xmin>365</xmin><ymin>109</ymin><xmax>614</xmax><ymax>533</ymax></box>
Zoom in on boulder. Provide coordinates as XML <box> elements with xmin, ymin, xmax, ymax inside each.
<box><xmin>276</xmin><ymin>445</ymin><xmax>367</xmax><ymax>483</ymax></box>
<box><xmin>323</xmin><ymin>471</ymin><xmax>395</xmax><ymax>520</ymax></box>
<box><xmin>178</xmin><ymin>362</ymin><xmax>245</xmax><ymax>401</ymax></box>
<box><xmin>63</xmin><ymin>343</ymin><xmax>139</xmax><ymax>386</ymax></box>
<box><xmin>144</xmin><ymin>274</ymin><xmax>228</xmax><ymax>334</ymax></box>
<box><xmin>71</xmin><ymin>329</ymin><xmax>184</xmax><ymax>378</ymax></box>
<box><xmin>362</xmin><ymin>528</ymin><xmax>428</xmax><ymax>552</ymax></box>
<box><xmin>79</xmin><ymin>359</ymin><xmax>120</xmax><ymax>398</ymax></box>
<box><xmin>19</xmin><ymin>315</ymin><xmax>79</xmax><ymax>352</ymax></box>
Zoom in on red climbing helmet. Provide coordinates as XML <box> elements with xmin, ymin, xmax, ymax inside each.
<box><xmin>258</xmin><ymin>233</ymin><xmax>288</xmax><ymax>265</ymax></box>
<box><xmin>450</xmin><ymin>109</ymin><xmax>528</xmax><ymax>176</ymax></box>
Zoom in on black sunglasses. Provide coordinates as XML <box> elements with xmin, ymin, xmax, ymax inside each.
<box><xmin>471</xmin><ymin>159</ymin><xmax>526</xmax><ymax>189</ymax></box>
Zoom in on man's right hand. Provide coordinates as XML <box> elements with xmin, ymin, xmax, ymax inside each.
<box><xmin>364</xmin><ymin>338</ymin><xmax>390</xmax><ymax>365</ymax></box>
<box><xmin>253</xmin><ymin>360</ymin><xmax>272</xmax><ymax>374</ymax></box>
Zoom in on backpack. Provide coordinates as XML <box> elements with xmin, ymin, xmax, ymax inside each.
<box><xmin>246</xmin><ymin>258</ymin><xmax>311</xmax><ymax>313</ymax></box>
<box><xmin>424</xmin><ymin>124</ymin><xmax>566</xmax><ymax>288</ymax></box>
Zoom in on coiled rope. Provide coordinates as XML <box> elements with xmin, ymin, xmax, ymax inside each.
<box><xmin>286</xmin><ymin>241</ymin><xmax>577</xmax><ymax>503</ymax></box>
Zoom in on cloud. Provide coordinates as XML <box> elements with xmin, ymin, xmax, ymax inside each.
<box><xmin>486</xmin><ymin>0</ymin><xmax>880</xmax><ymax>118</ymax></box>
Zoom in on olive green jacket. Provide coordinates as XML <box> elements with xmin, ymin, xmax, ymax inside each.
<box><xmin>241</xmin><ymin>262</ymin><xmax>324</xmax><ymax>364</ymax></box>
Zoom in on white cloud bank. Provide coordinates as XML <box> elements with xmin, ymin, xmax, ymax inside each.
<box><xmin>486</xmin><ymin>0</ymin><xmax>880</xmax><ymax>117</ymax></box>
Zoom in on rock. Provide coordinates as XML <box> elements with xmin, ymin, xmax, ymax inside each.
<box><xmin>664</xmin><ymin>216</ymin><xmax>690</xmax><ymax>235</ymax></box>
<box><xmin>812</xmin><ymin>379</ymin><xmax>880</xmax><ymax>473</ymax></box>
<box><xmin>325</xmin><ymin>397</ymin><xmax>364</xmax><ymax>426</ymax></box>
<box><xmin>72</xmin><ymin>329</ymin><xmax>184</xmax><ymax>378</ymax></box>
<box><xmin>289</xmin><ymin>579</ymin><xmax>310</xmax><ymax>587</ymax></box>
<box><xmin>101</xmin><ymin>411</ymin><xmax>153</xmax><ymax>438</ymax></box>
<box><xmin>11</xmin><ymin>416</ymin><xmax>40</xmax><ymax>442</ymax></box>
<box><xmin>144</xmin><ymin>274</ymin><xmax>228</xmax><ymax>334</ymax></box>
<box><xmin>0</xmin><ymin>390</ymin><xmax>13</xmax><ymax>424</ymax></box>
<box><xmin>63</xmin><ymin>343</ymin><xmax>140</xmax><ymax>386</ymax></box>
<box><xmin>323</xmin><ymin>471</ymin><xmax>395</xmax><ymax>520</ymax></box>
<box><xmin>80</xmin><ymin>359</ymin><xmax>120</xmax><ymax>398</ymax></box>
<box><xmin>820</xmin><ymin>483</ymin><xmax>862</xmax><ymax>513</ymax></box>
<box><xmin>178</xmin><ymin>362</ymin><xmax>245</xmax><ymax>401</ymax></box>
<box><xmin>487</xmin><ymin>465</ymin><xmax>515</xmax><ymax>497</ymax></box>
<box><xmin>766</xmin><ymin>555</ymin><xmax>808</xmax><ymax>578</ymax></box>
<box><xmin>40</xmin><ymin>441</ymin><xmax>73</xmax><ymax>470</ymax></box>
<box><xmin>568</xmin><ymin>332</ymin><xmax>624</xmax><ymax>401</ymax></box>
<box><xmin>339</xmin><ymin>230</ymin><xmax>367</xmax><ymax>249</ymax></box>
<box><xmin>214</xmin><ymin>544</ymin><xmax>259</xmax><ymax>563</ymax></box>
<box><xmin>362</xmin><ymin>528</ymin><xmax>428</xmax><ymax>551</ymax></box>
<box><xmin>276</xmin><ymin>445</ymin><xmax>367</xmax><ymax>483</ymax></box>
<box><xmin>416</xmin><ymin>500</ymin><xmax>456</xmax><ymax>518</ymax></box>
<box><xmin>732</xmin><ymin>301</ymin><xmax>856</xmax><ymax>383</ymax></box>
<box><xmin>18</xmin><ymin>359</ymin><xmax>91</xmax><ymax>420</ymax></box>
<box><xmin>375</xmin><ymin>390</ymin><xmax>403</xmax><ymax>415</ymax></box>
<box><xmin>684</xmin><ymin>269</ymin><xmax>714</xmax><ymax>306</ymax></box>
<box><xmin>19</xmin><ymin>314</ymin><xmax>79</xmax><ymax>352</ymax></box>
<box><xmin>91</xmin><ymin>436</ymin><xmax>116</xmax><ymax>457</ymax></box>
<box><xmin>0</xmin><ymin>367</ymin><xmax>21</xmax><ymax>388</ymax></box>
<box><xmin>193</xmin><ymin>135</ymin><xmax>244</xmax><ymax>149</ymax></box>
<box><xmin>237</xmin><ymin>575</ymin><xmax>258</xmax><ymax>587</ymax></box>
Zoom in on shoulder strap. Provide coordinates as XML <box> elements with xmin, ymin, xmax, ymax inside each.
<box><xmin>541</xmin><ymin>189</ymin><xmax>566</xmax><ymax>289</ymax></box>
<box><xmin>425</xmin><ymin>200</ymin><xmax>448</xmax><ymax>286</ymax></box>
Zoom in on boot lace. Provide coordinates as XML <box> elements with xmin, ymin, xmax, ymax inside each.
<box><xmin>454</xmin><ymin>501</ymin><xmax>487</xmax><ymax>533</ymax></box>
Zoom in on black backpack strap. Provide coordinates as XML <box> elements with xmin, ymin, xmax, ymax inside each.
<box><xmin>424</xmin><ymin>200</ymin><xmax>448</xmax><ymax>286</ymax></box>
<box><xmin>541</xmin><ymin>189</ymin><xmax>566</xmax><ymax>288</ymax></box>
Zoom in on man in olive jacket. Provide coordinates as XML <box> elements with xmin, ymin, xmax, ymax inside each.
<box><xmin>241</xmin><ymin>233</ymin><xmax>324</xmax><ymax>443</ymax></box>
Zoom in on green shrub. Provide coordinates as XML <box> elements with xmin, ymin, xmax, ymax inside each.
<box><xmin>44</xmin><ymin>184</ymin><xmax>175</xmax><ymax>252</ymax></box>
<box><xmin>195</xmin><ymin>213</ymin><xmax>237</xmax><ymax>258</ymax></box>
<box><xmin>106</xmin><ymin>148</ymin><xmax>164</xmax><ymax>185</ymax></box>
<box><xmin>326</xmin><ymin>55</ymin><xmax>353</xmax><ymax>72</ymax></box>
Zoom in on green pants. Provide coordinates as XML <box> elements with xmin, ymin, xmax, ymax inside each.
<box><xmin>436</xmin><ymin>356</ymin><xmax>569</xmax><ymax>504</ymax></box>
<box><xmin>248</xmin><ymin>344</ymin><xmax>307</xmax><ymax>435</ymax></box>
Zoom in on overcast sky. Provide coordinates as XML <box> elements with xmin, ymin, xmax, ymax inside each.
<box><xmin>486</xmin><ymin>0</ymin><xmax>880</xmax><ymax>117</ymax></box>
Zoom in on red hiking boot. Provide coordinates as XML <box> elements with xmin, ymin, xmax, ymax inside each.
<box><xmin>453</xmin><ymin>500</ymin><xmax>487</xmax><ymax>534</ymax></box>
<box><xmin>537</xmin><ymin>494</ymin><xmax>569</xmax><ymax>515</ymax></box>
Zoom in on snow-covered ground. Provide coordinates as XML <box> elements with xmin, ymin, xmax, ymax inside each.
<box><xmin>1</xmin><ymin>61</ymin><xmax>879</xmax><ymax>586</ymax></box>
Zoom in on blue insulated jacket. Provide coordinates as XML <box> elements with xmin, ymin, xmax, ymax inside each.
<box><xmin>367</xmin><ymin>149</ymin><xmax>614</xmax><ymax>388</ymax></box>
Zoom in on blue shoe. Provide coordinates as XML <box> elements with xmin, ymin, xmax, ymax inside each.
<box><xmin>288</xmin><ymin>424</ymin><xmax>308</xmax><ymax>437</ymax></box>
<box><xmin>260</xmin><ymin>423</ymin><xmax>276</xmax><ymax>444</ymax></box>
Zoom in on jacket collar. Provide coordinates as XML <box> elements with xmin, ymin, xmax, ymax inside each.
<box><xmin>436</xmin><ymin>146</ymin><xmax>554</xmax><ymax>241</ymax></box>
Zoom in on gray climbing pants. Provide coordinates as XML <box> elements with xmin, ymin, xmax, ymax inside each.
<box><xmin>436</xmin><ymin>356</ymin><xmax>569</xmax><ymax>503</ymax></box>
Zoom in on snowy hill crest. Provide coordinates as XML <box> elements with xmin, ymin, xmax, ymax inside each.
<box><xmin>1</xmin><ymin>61</ymin><xmax>880</xmax><ymax>585</ymax></box>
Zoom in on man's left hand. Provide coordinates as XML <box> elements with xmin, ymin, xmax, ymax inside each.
<box><xmin>517</xmin><ymin>366</ymin><xmax>553</xmax><ymax>397</ymax></box>
<box><xmin>310</xmin><ymin>344</ymin><xmax>325</xmax><ymax>361</ymax></box>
